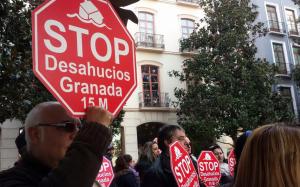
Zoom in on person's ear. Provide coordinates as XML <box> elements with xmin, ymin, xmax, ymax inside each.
<box><xmin>27</xmin><ymin>127</ymin><xmax>41</xmax><ymax>144</ymax></box>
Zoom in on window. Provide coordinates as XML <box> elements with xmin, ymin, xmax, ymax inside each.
<box><xmin>278</xmin><ymin>87</ymin><xmax>295</xmax><ymax>114</ymax></box>
<box><xmin>293</xmin><ymin>46</ymin><xmax>300</xmax><ymax>65</ymax></box>
<box><xmin>267</xmin><ymin>5</ymin><xmax>280</xmax><ymax>32</ymax></box>
<box><xmin>138</xmin><ymin>12</ymin><xmax>154</xmax><ymax>34</ymax></box>
<box><xmin>286</xmin><ymin>9</ymin><xmax>298</xmax><ymax>35</ymax></box>
<box><xmin>181</xmin><ymin>18</ymin><xmax>195</xmax><ymax>38</ymax></box>
<box><xmin>141</xmin><ymin>65</ymin><xmax>160</xmax><ymax>107</ymax></box>
<box><xmin>273</xmin><ymin>43</ymin><xmax>287</xmax><ymax>74</ymax></box>
<box><xmin>138</xmin><ymin>12</ymin><xmax>155</xmax><ymax>45</ymax></box>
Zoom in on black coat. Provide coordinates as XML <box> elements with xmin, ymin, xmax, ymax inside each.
<box><xmin>114</xmin><ymin>169</ymin><xmax>139</xmax><ymax>187</ymax></box>
<box><xmin>142</xmin><ymin>153</ymin><xmax>207</xmax><ymax>187</ymax></box>
<box><xmin>0</xmin><ymin>123</ymin><xmax>112</xmax><ymax>187</ymax></box>
<box><xmin>134</xmin><ymin>158</ymin><xmax>153</xmax><ymax>184</ymax></box>
<box><xmin>142</xmin><ymin>153</ymin><xmax>177</xmax><ymax>187</ymax></box>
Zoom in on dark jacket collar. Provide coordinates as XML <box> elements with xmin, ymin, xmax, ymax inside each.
<box><xmin>160</xmin><ymin>152</ymin><xmax>172</xmax><ymax>174</ymax></box>
<box><xmin>17</xmin><ymin>151</ymin><xmax>52</xmax><ymax>177</ymax></box>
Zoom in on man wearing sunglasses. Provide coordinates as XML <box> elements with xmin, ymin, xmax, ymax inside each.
<box><xmin>0</xmin><ymin>101</ymin><xmax>113</xmax><ymax>187</ymax></box>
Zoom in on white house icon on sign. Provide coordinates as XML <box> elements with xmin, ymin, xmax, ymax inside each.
<box><xmin>175</xmin><ymin>146</ymin><xmax>182</xmax><ymax>160</ymax></box>
<box><xmin>79</xmin><ymin>0</ymin><xmax>103</xmax><ymax>25</ymax></box>
<box><xmin>67</xmin><ymin>0</ymin><xmax>112</xmax><ymax>29</ymax></box>
<box><xmin>204</xmin><ymin>153</ymin><xmax>212</xmax><ymax>160</ymax></box>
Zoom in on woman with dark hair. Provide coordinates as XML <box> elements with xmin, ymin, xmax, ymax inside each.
<box><xmin>123</xmin><ymin>154</ymin><xmax>140</xmax><ymax>187</ymax></box>
<box><xmin>114</xmin><ymin>155</ymin><xmax>139</xmax><ymax>187</ymax></box>
<box><xmin>135</xmin><ymin>141</ymin><xmax>159</xmax><ymax>185</ymax></box>
<box><xmin>209</xmin><ymin>144</ymin><xmax>230</xmax><ymax>176</ymax></box>
<box><xmin>209</xmin><ymin>144</ymin><xmax>233</xmax><ymax>186</ymax></box>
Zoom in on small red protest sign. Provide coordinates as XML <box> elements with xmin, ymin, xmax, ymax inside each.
<box><xmin>96</xmin><ymin>157</ymin><xmax>114</xmax><ymax>187</ymax></box>
<box><xmin>228</xmin><ymin>149</ymin><xmax>236</xmax><ymax>177</ymax></box>
<box><xmin>169</xmin><ymin>141</ymin><xmax>199</xmax><ymax>187</ymax></box>
<box><xmin>198</xmin><ymin>151</ymin><xmax>221</xmax><ymax>187</ymax></box>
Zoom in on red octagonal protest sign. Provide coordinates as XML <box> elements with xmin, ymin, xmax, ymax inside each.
<box><xmin>96</xmin><ymin>156</ymin><xmax>114</xmax><ymax>187</ymax></box>
<box><xmin>169</xmin><ymin>141</ymin><xmax>199</xmax><ymax>187</ymax></box>
<box><xmin>228</xmin><ymin>149</ymin><xmax>236</xmax><ymax>177</ymax></box>
<box><xmin>198</xmin><ymin>151</ymin><xmax>221</xmax><ymax>187</ymax></box>
<box><xmin>32</xmin><ymin>0</ymin><xmax>136</xmax><ymax>117</ymax></box>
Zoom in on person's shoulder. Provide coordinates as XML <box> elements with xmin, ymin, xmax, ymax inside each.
<box><xmin>0</xmin><ymin>165</ymin><xmax>37</xmax><ymax>186</ymax></box>
<box><xmin>115</xmin><ymin>169</ymin><xmax>134</xmax><ymax>180</ymax></box>
<box><xmin>115</xmin><ymin>169</ymin><xmax>138</xmax><ymax>186</ymax></box>
<box><xmin>143</xmin><ymin>162</ymin><xmax>161</xmax><ymax>180</ymax></box>
<box><xmin>0</xmin><ymin>166</ymin><xmax>18</xmax><ymax>179</ymax></box>
<box><xmin>221</xmin><ymin>162</ymin><xmax>229</xmax><ymax>168</ymax></box>
<box><xmin>122</xmin><ymin>170</ymin><xmax>137</xmax><ymax>181</ymax></box>
<box><xmin>142</xmin><ymin>166</ymin><xmax>165</xmax><ymax>187</ymax></box>
<box><xmin>0</xmin><ymin>166</ymin><xmax>26</xmax><ymax>186</ymax></box>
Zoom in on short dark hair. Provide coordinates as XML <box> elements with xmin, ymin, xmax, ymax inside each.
<box><xmin>158</xmin><ymin>124</ymin><xmax>184</xmax><ymax>153</ymax></box>
<box><xmin>209</xmin><ymin>144</ymin><xmax>222</xmax><ymax>152</ymax></box>
<box><xmin>115</xmin><ymin>155</ymin><xmax>129</xmax><ymax>172</ymax></box>
<box><xmin>123</xmin><ymin>154</ymin><xmax>133</xmax><ymax>164</ymax></box>
<box><xmin>15</xmin><ymin>130</ymin><xmax>26</xmax><ymax>155</ymax></box>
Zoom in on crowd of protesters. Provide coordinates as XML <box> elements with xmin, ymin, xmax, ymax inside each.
<box><xmin>106</xmin><ymin>123</ymin><xmax>300</xmax><ymax>187</ymax></box>
<box><xmin>0</xmin><ymin>102</ymin><xmax>299</xmax><ymax>187</ymax></box>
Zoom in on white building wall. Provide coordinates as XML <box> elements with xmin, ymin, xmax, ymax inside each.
<box><xmin>0</xmin><ymin>119</ymin><xmax>22</xmax><ymax>170</ymax></box>
<box><xmin>123</xmin><ymin>0</ymin><xmax>204</xmax><ymax>160</ymax></box>
<box><xmin>122</xmin><ymin>110</ymin><xmax>178</xmax><ymax>160</ymax></box>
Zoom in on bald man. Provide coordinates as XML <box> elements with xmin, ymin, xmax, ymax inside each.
<box><xmin>0</xmin><ymin>101</ymin><xmax>113</xmax><ymax>187</ymax></box>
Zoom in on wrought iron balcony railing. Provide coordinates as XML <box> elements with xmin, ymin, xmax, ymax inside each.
<box><xmin>135</xmin><ymin>32</ymin><xmax>165</xmax><ymax>49</ymax></box>
<box><xmin>287</xmin><ymin>22</ymin><xmax>300</xmax><ymax>37</ymax></box>
<box><xmin>138</xmin><ymin>92</ymin><xmax>170</xmax><ymax>108</ymax></box>
<box><xmin>266</xmin><ymin>20</ymin><xmax>286</xmax><ymax>34</ymax></box>
<box><xmin>275</xmin><ymin>63</ymin><xmax>289</xmax><ymax>76</ymax></box>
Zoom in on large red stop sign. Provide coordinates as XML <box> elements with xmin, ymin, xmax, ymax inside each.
<box><xmin>32</xmin><ymin>0</ymin><xmax>136</xmax><ymax>117</ymax></box>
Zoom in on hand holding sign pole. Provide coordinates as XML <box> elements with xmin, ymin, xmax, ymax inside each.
<box><xmin>32</xmin><ymin>0</ymin><xmax>137</xmax><ymax>117</ymax></box>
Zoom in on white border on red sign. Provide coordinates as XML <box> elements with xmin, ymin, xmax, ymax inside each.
<box><xmin>33</xmin><ymin>0</ymin><xmax>137</xmax><ymax>116</ymax></box>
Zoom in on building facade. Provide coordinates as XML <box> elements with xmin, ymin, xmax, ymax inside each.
<box><xmin>123</xmin><ymin>0</ymin><xmax>203</xmax><ymax>160</ymax></box>
<box><xmin>253</xmin><ymin>0</ymin><xmax>300</xmax><ymax>117</ymax></box>
<box><xmin>0</xmin><ymin>119</ymin><xmax>22</xmax><ymax>170</ymax></box>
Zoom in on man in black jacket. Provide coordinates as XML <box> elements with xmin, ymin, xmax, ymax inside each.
<box><xmin>142</xmin><ymin>124</ymin><xmax>188</xmax><ymax>187</ymax></box>
<box><xmin>0</xmin><ymin>101</ymin><xmax>113</xmax><ymax>187</ymax></box>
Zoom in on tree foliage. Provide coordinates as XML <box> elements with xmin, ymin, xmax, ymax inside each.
<box><xmin>0</xmin><ymin>0</ymin><xmax>54</xmax><ymax>123</ymax></box>
<box><xmin>170</xmin><ymin>0</ymin><xmax>294</xmax><ymax>142</ymax></box>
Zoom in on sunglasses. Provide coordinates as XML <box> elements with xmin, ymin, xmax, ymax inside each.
<box><xmin>37</xmin><ymin>121</ymin><xmax>81</xmax><ymax>132</ymax></box>
<box><xmin>184</xmin><ymin>142</ymin><xmax>191</xmax><ymax>148</ymax></box>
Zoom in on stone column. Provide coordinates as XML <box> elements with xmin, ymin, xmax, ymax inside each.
<box><xmin>122</xmin><ymin>118</ymin><xmax>140</xmax><ymax>161</ymax></box>
<box><xmin>0</xmin><ymin>119</ymin><xmax>22</xmax><ymax>171</ymax></box>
